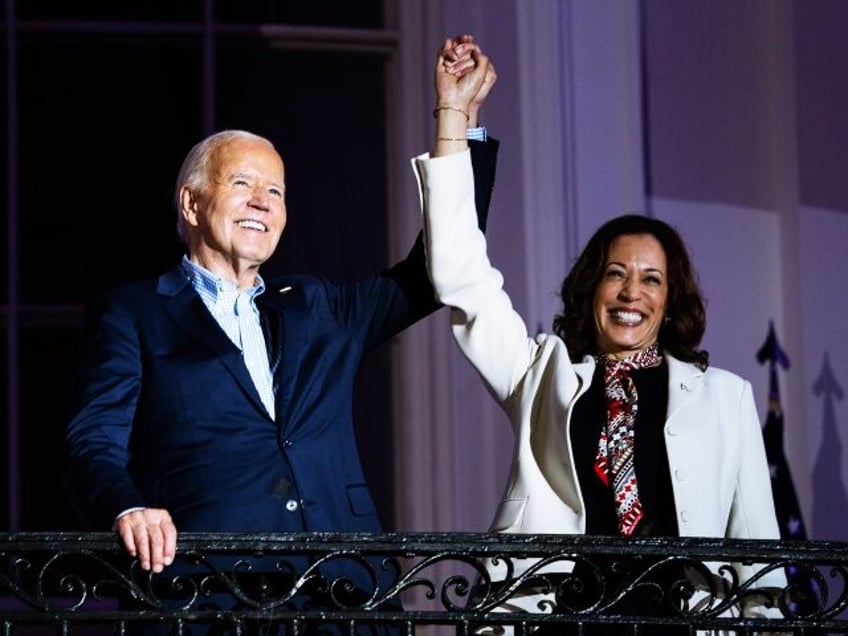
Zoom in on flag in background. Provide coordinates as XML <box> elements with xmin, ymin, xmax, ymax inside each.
<box><xmin>757</xmin><ymin>321</ymin><xmax>818</xmax><ymax>615</ymax></box>
<box><xmin>757</xmin><ymin>321</ymin><xmax>807</xmax><ymax>541</ymax></box>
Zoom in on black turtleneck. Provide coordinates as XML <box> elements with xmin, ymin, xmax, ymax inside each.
<box><xmin>570</xmin><ymin>362</ymin><xmax>678</xmax><ymax>537</ymax></box>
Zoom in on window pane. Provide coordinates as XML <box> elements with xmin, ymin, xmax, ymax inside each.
<box><xmin>17</xmin><ymin>34</ymin><xmax>200</xmax><ymax>304</ymax></box>
<box><xmin>1</xmin><ymin>40</ymin><xmax>7</xmax><ymax>304</ymax></box>
<box><xmin>17</xmin><ymin>0</ymin><xmax>204</xmax><ymax>22</ymax></box>
<box><xmin>216</xmin><ymin>41</ymin><xmax>388</xmax><ymax>280</ymax></box>
<box><xmin>0</xmin><ymin>334</ymin><xmax>8</xmax><ymax>529</ymax></box>
<box><xmin>9</xmin><ymin>19</ymin><xmax>398</xmax><ymax>531</ymax></box>
<box><xmin>214</xmin><ymin>1</ymin><xmax>383</xmax><ymax>28</ymax></box>
<box><xmin>19</xmin><ymin>322</ymin><xmax>83</xmax><ymax>530</ymax></box>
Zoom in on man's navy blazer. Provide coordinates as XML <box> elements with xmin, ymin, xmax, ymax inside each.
<box><xmin>64</xmin><ymin>140</ymin><xmax>499</xmax><ymax>535</ymax></box>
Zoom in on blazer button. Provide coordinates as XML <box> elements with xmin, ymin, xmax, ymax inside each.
<box><xmin>285</xmin><ymin>499</ymin><xmax>299</xmax><ymax>512</ymax></box>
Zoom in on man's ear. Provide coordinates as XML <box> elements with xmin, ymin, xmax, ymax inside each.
<box><xmin>180</xmin><ymin>186</ymin><xmax>200</xmax><ymax>228</ymax></box>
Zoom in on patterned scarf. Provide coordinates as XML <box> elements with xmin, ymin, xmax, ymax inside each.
<box><xmin>593</xmin><ymin>343</ymin><xmax>662</xmax><ymax>536</ymax></box>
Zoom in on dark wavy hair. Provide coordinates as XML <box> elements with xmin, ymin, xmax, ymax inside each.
<box><xmin>552</xmin><ymin>214</ymin><xmax>709</xmax><ymax>370</ymax></box>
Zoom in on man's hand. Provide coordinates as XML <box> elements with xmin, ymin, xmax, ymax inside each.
<box><xmin>115</xmin><ymin>507</ymin><xmax>177</xmax><ymax>573</ymax></box>
<box><xmin>468</xmin><ymin>58</ymin><xmax>496</xmax><ymax>128</ymax></box>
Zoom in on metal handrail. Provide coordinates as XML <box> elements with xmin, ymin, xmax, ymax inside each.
<box><xmin>1</xmin><ymin>532</ymin><xmax>846</xmax><ymax>633</ymax></box>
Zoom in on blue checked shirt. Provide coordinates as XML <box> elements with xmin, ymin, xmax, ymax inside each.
<box><xmin>181</xmin><ymin>256</ymin><xmax>276</xmax><ymax>418</ymax></box>
<box><xmin>466</xmin><ymin>126</ymin><xmax>487</xmax><ymax>142</ymax></box>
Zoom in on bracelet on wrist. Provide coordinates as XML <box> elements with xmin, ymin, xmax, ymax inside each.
<box><xmin>433</xmin><ymin>105</ymin><xmax>470</xmax><ymax>122</ymax></box>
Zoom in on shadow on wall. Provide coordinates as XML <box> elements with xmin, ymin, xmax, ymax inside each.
<box><xmin>759</xmin><ymin>325</ymin><xmax>848</xmax><ymax>543</ymax></box>
<box><xmin>812</xmin><ymin>352</ymin><xmax>847</xmax><ymax>540</ymax></box>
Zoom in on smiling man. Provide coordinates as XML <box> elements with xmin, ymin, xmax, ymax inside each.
<box><xmin>63</xmin><ymin>84</ymin><xmax>498</xmax><ymax>631</ymax></box>
<box><xmin>178</xmin><ymin>132</ymin><xmax>288</xmax><ymax>290</ymax></box>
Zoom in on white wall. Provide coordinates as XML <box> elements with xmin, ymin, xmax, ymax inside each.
<box><xmin>390</xmin><ymin>0</ymin><xmax>848</xmax><ymax>541</ymax></box>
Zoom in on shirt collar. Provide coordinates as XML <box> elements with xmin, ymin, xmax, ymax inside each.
<box><xmin>180</xmin><ymin>255</ymin><xmax>266</xmax><ymax>301</ymax></box>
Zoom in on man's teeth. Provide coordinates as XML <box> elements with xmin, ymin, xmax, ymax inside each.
<box><xmin>612</xmin><ymin>310</ymin><xmax>642</xmax><ymax>325</ymax></box>
<box><xmin>237</xmin><ymin>220</ymin><xmax>267</xmax><ymax>231</ymax></box>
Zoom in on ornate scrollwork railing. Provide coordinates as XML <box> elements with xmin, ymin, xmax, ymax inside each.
<box><xmin>1</xmin><ymin>532</ymin><xmax>847</xmax><ymax>634</ymax></box>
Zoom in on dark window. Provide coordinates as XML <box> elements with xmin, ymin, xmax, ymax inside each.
<box><xmin>214</xmin><ymin>1</ymin><xmax>383</xmax><ymax>29</ymax></box>
<box><xmin>3</xmin><ymin>4</ymin><xmax>394</xmax><ymax>531</ymax></box>
<box><xmin>1</xmin><ymin>40</ymin><xmax>8</xmax><ymax>304</ymax></box>
<box><xmin>19</xmin><ymin>323</ymin><xmax>82</xmax><ymax>530</ymax></box>
<box><xmin>216</xmin><ymin>41</ymin><xmax>388</xmax><ymax>279</ymax></box>
<box><xmin>17</xmin><ymin>1</ymin><xmax>205</xmax><ymax>22</ymax></box>
<box><xmin>18</xmin><ymin>33</ymin><xmax>198</xmax><ymax>304</ymax></box>
<box><xmin>0</xmin><ymin>334</ymin><xmax>8</xmax><ymax>530</ymax></box>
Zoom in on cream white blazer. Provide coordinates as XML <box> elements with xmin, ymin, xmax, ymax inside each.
<box><xmin>413</xmin><ymin>149</ymin><xmax>785</xmax><ymax>625</ymax></box>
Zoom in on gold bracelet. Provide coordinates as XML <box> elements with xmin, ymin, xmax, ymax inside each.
<box><xmin>436</xmin><ymin>137</ymin><xmax>466</xmax><ymax>142</ymax></box>
<box><xmin>433</xmin><ymin>105</ymin><xmax>470</xmax><ymax>121</ymax></box>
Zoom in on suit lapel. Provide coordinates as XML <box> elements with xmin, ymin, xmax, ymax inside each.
<box><xmin>260</xmin><ymin>307</ymin><xmax>283</xmax><ymax>380</ymax></box>
<box><xmin>258</xmin><ymin>282</ymin><xmax>307</xmax><ymax>425</ymax></box>
<box><xmin>156</xmin><ymin>267</ymin><xmax>269</xmax><ymax>416</ymax></box>
<box><xmin>665</xmin><ymin>356</ymin><xmax>705</xmax><ymax>426</ymax></box>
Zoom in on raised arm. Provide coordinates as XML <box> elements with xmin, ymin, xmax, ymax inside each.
<box><xmin>414</xmin><ymin>40</ymin><xmax>536</xmax><ymax>404</ymax></box>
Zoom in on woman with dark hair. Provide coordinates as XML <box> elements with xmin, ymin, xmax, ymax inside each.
<box><xmin>555</xmin><ymin>214</ymin><xmax>708</xmax><ymax>371</ymax></box>
<box><xmin>413</xmin><ymin>41</ymin><xmax>785</xmax><ymax>634</ymax></box>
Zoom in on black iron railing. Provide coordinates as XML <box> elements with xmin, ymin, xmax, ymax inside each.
<box><xmin>1</xmin><ymin>532</ymin><xmax>847</xmax><ymax>634</ymax></box>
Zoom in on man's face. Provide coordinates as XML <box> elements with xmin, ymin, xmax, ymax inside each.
<box><xmin>183</xmin><ymin>136</ymin><xmax>287</xmax><ymax>279</ymax></box>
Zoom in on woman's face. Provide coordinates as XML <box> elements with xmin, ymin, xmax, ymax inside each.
<box><xmin>593</xmin><ymin>233</ymin><xmax>668</xmax><ymax>360</ymax></box>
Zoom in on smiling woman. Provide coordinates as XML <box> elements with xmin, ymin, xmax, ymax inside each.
<box><xmin>591</xmin><ymin>233</ymin><xmax>669</xmax><ymax>359</ymax></box>
<box><xmin>415</xmin><ymin>94</ymin><xmax>785</xmax><ymax>630</ymax></box>
<box><xmin>555</xmin><ymin>214</ymin><xmax>709</xmax><ymax>372</ymax></box>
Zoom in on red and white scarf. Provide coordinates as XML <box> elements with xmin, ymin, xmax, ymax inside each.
<box><xmin>593</xmin><ymin>343</ymin><xmax>662</xmax><ymax>536</ymax></box>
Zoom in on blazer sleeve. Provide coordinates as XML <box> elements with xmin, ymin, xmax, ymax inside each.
<box><xmin>470</xmin><ymin>137</ymin><xmax>499</xmax><ymax>233</ymax></box>
<box><xmin>413</xmin><ymin>149</ymin><xmax>537</xmax><ymax>403</ymax></box>
<box><xmin>328</xmin><ymin>139</ymin><xmax>501</xmax><ymax>352</ymax></box>
<box><xmin>377</xmin><ymin>139</ymin><xmax>498</xmax><ymax>318</ymax></box>
<box><xmin>63</xmin><ymin>290</ymin><xmax>148</xmax><ymax>529</ymax></box>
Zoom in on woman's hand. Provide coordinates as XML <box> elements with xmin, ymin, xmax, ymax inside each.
<box><xmin>433</xmin><ymin>34</ymin><xmax>491</xmax><ymax>156</ymax></box>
